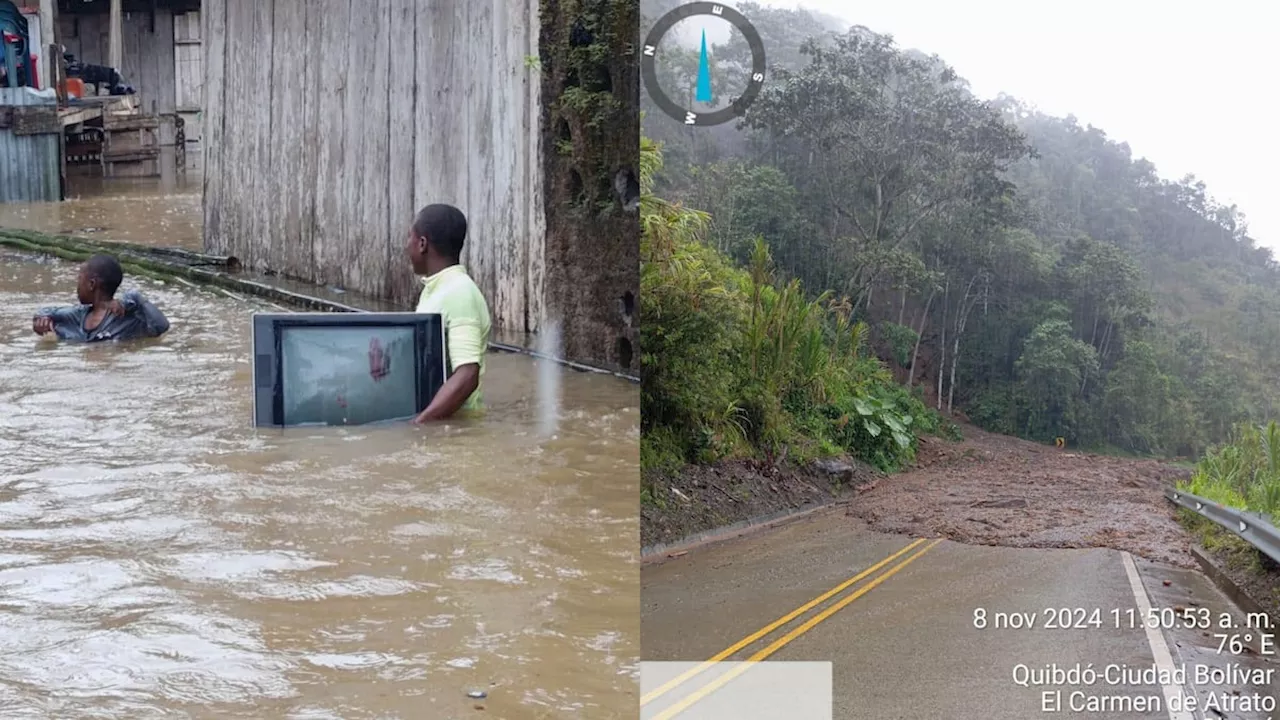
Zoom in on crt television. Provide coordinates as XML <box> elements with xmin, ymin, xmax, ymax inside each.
<box><xmin>251</xmin><ymin>312</ymin><xmax>449</xmax><ymax>427</ymax></box>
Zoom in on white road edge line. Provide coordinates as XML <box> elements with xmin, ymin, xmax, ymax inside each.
<box><xmin>1122</xmin><ymin>551</ymin><xmax>1194</xmax><ymax>720</ymax></box>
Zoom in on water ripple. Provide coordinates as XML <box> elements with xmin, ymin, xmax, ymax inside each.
<box><xmin>0</xmin><ymin>251</ymin><xmax>639</xmax><ymax>718</ymax></box>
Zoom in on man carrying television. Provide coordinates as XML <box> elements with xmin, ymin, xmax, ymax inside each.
<box><xmin>401</xmin><ymin>203</ymin><xmax>492</xmax><ymax>422</ymax></box>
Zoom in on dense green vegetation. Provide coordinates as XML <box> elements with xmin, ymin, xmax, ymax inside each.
<box><xmin>1181</xmin><ymin>422</ymin><xmax>1280</xmax><ymax>523</ymax></box>
<box><xmin>641</xmin><ymin>138</ymin><xmax>945</xmax><ymax>474</ymax></box>
<box><xmin>641</xmin><ymin>3</ymin><xmax>1277</xmax><ymax>472</ymax></box>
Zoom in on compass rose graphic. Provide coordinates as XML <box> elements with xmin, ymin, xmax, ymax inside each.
<box><xmin>641</xmin><ymin>2</ymin><xmax>767</xmax><ymax>127</ymax></box>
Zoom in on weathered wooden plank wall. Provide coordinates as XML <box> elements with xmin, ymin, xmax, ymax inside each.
<box><xmin>172</xmin><ymin>10</ymin><xmax>202</xmax><ymax>160</ymax></box>
<box><xmin>172</xmin><ymin>12</ymin><xmax>201</xmax><ymax>112</ymax></box>
<box><xmin>204</xmin><ymin>0</ymin><xmax>548</xmax><ymax>339</ymax></box>
<box><xmin>0</xmin><ymin>87</ymin><xmax>61</xmax><ymax>203</ymax></box>
<box><xmin>59</xmin><ymin>10</ymin><xmax>177</xmax><ymax>117</ymax></box>
<box><xmin>204</xmin><ymin>0</ymin><xmax>640</xmax><ymax>373</ymax></box>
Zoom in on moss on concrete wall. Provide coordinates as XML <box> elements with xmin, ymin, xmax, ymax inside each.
<box><xmin>539</xmin><ymin>0</ymin><xmax>640</xmax><ymax>374</ymax></box>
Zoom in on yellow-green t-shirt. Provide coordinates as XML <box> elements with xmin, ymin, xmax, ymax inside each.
<box><xmin>416</xmin><ymin>265</ymin><xmax>491</xmax><ymax>410</ymax></box>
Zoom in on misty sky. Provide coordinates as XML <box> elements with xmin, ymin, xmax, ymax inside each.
<box><xmin>675</xmin><ymin>0</ymin><xmax>1277</xmax><ymax>249</ymax></box>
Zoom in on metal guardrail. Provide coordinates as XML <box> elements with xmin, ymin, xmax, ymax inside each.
<box><xmin>1166</xmin><ymin>488</ymin><xmax>1280</xmax><ymax>564</ymax></box>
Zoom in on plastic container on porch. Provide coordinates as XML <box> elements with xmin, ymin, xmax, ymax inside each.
<box><xmin>62</xmin><ymin>76</ymin><xmax>82</xmax><ymax>98</ymax></box>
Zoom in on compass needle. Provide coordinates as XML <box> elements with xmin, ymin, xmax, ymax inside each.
<box><xmin>696</xmin><ymin>30</ymin><xmax>713</xmax><ymax>104</ymax></box>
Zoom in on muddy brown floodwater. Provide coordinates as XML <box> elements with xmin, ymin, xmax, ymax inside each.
<box><xmin>0</xmin><ymin>251</ymin><xmax>639</xmax><ymax>719</ymax></box>
<box><xmin>0</xmin><ymin>168</ymin><xmax>203</xmax><ymax>250</ymax></box>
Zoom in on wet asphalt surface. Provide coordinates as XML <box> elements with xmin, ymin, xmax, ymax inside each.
<box><xmin>641</xmin><ymin>509</ymin><xmax>1280</xmax><ymax>719</ymax></box>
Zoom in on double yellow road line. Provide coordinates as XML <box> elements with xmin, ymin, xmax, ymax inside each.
<box><xmin>642</xmin><ymin>537</ymin><xmax>944</xmax><ymax>719</ymax></box>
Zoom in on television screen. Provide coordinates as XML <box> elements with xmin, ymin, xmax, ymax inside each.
<box><xmin>279</xmin><ymin>326</ymin><xmax>419</xmax><ymax>426</ymax></box>
<box><xmin>251</xmin><ymin>312</ymin><xmax>448</xmax><ymax>428</ymax></box>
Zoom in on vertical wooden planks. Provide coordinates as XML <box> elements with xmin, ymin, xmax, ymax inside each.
<box><xmin>447</xmin><ymin>3</ymin><xmax>469</xmax><ymax>231</ymax></box>
<box><xmin>356</xmin><ymin>0</ymin><xmax>391</xmax><ymax>298</ymax></box>
<box><xmin>467</xmin><ymin>0</ymin><xmax>499</xmax><ymax>325</ymax></box>
<box><xmin>412</xmin><ymin>0</ymin><xmax>447</xmax><ymax>297</ymax></box>
<box><xmin>312</xmin><ymin>0</ymin><xmax>350</xmax><ymax>287</ymax></box>
<box><xmin>173</xmin><ymin>11</ymin><xmax>203</xmax><ymax>161</ymax></box>
<box><xmin>507</xmin><ymin>0</ymin><xmax>531</xmax><ymax>333</ymax></box>
<box><xmin>127</xmin><ymin>12</ymin><xmax>146</xmax><ymax>111</ymax></box>
<box><xmin>460</xmin><ymin>0</ymin><xmax>479</xmax><ymax>283</ymax></box>
<box><xmin>300</xmin><ymin>0</ymin><xmax>320</xmax><ymax>284</ymax></box>
<box><xmin>421</xmin><ymin>0</ymin><xmax>460</xmax><ymax>212</ymax></box>
<box><xmin>57</xmin><ymin>15</ymin><xmax>79</xmax><ymax>60</ymax></box>
<box><xmin>87</xmin><ymin>14</ymin><xmax>102</xmax><ymax>62</ymax></box>
<box><xmin>99</xmin><ymin>10</ymin><xmax>176</xmax><ymax>117</ymax></box>
<box><xmin>173</xmin><ymin>13</ymin><xmax>202</xmax><ymax>110</ymax></box>
<box><xmin>269</xmin><ymin>0</ymin><xmax>305</xmax><ymax>278</ymax></box>
<box><xmin>96</xmin><ymin>13</ymin><xmax>109</xmax><ymax>66</ymax></box>
<box><xmin>339</xmin><ymin>0</ymin><xmax>369</xmax><ymax>291</ymax></box>
<box><xmin>119</xmin><ymin>13</ymin><xmax>140</xmax><ymax>104</ymax></box>
<box><xmin>411</xmin><ymin>0</ymin><xmax>437</xmax><ymax>249</ymax></box>
<box><xmin>220</xmin><ymin>2</ymin><xmax>242</xmax><ymax>257</ymax></box>
<box><xmin>255</xmin><ymin>0</ymin><xmax>276</xmax><ymax>272</ymax></box>
<box><xmin>199</xmin><ymin>0</ymin><xmax>557</xmax><ymax>343</ymax></box>
<box><xmin>524</xmin><ymin>0</ymin><xmax>546</xmax><ymax>334</ymax></box>
<box><xmin>58</xmin><ymin>14</ymin><xmax>111</xmax><ymax>75</ymax></box>
<box><xmin>152</xmin><ymin>9</ymin><xmax>175</xmax><ymax>116</ymax></box>
<box><xmin>224</xmin><ymin>0</ymin><xmax>257</xmax><ymax>266</ymax></box>
<box><xmin>386</xmin><ymin>0</ymin><xmax>418</xmax><ymax>305</ymax></box>
<box><xmin>444</xmin><ymin>2</ymin><xmax>465</xmax><ymax>214</ymax></box>
<box><xmin>91</xmin><ymin>14</ymin><xmax>107</xmax><ymax>66</ymax></box>
<box><xmin>488</xmin><ymin>0</ymin><xmax>515</xmax><ymax>329</ymax></box>
<box><xmin>201</xmin><ymin>0</ymin><xmax>227</xmax><ymax>254</ymax></box>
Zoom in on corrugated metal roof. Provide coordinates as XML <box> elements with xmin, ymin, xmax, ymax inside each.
<box><xmin>0</xmin><ymin>86</ymin><xmax>60</xmax><ymax>203</ymax></box>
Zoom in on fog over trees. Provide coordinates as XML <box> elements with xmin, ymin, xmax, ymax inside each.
<box><xmin>641</xmin><ymin>2</ymin><xmax>1275</xmax><ymax>470</ymax></box>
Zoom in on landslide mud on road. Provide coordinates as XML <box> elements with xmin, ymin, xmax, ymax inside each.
<box><xmin>850</xmin><ymin>425</ymin><xmax>1197</xmax><ymax>567</ymax></box>
<box><xmin>643</xmin><ymin>425</ymin><xmax>1199</xmax><ymax>567</ymax></box>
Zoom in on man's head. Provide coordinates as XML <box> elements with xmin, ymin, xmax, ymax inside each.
<box><xmin>77</xmin><ymin>254</ymin><xmax>123</xmax><ymax>304</ymax></box>
<box><xmin>405</xmin><ymin>204</ymin><xmax>467</xmax><ymax>275</ymax></box>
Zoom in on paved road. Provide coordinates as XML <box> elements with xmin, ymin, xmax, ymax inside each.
<box><xmin>641</xmin><ymin>508</ymin><xmax>1280</xmax><ymax>719</ymax></box>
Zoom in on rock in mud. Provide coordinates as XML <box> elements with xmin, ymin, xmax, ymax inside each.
<box><xmin>812</xmin><ymin>459</ymin><xmax>855</xmax><ymax>480</ymax></box>
<box><xmin>813</xmin><ymin>458</ymin><xmax>876</xmax><ymax>485</ymax></box>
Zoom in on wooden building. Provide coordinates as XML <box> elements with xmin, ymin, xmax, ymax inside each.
<box><xmin>202</xmin><ymin>0</ymin><xmax>640</xmax><ymax>373</ymax></box>
<box><xmin>56</xmin><ymin>0</ymin><xmax>202</xmax><ymax>167</ymax></box>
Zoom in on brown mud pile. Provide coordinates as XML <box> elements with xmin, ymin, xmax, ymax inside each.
<box><xmin>851</xmin><ymin>425</ymin><xmax>1197</xmax><ymax>566</ymax></box>
<box><xmin>643</xmin><ymin>425</ymin><xmax>1198</xmax><ymax>567</ymax></box>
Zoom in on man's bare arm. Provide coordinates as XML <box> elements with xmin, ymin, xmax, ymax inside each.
<box><xmin>412</xmin><ymin>363</ymin><xmax>480</xmax><ymax>422</ymax></box>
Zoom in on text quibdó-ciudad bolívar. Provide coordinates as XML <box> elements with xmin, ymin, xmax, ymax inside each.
<box><xmin>1014</xmin><ymin>663</ymin><xmax>1276</xmax><ymax>714</ymax></box>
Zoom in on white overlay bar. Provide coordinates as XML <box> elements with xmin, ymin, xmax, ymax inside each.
<box><xmin>640</xmin><ymin>661</ymin><xmax>833</xmax><ymax>719</ymax></box>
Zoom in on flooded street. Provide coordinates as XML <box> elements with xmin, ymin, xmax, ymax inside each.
<box><xmin>0</xmin><ymin>250</ymin><xmax>639</xmax><ymax>718</ymax></box>
<box><xmin>0</xmin><ymin>169</ymin><xmax>203</xmax><ymax>250</ymax></box>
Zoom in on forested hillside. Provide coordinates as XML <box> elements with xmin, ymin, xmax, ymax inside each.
<box><xmin>640</xmin><ymin>3</ymin><xmax>1277</xmax><ymax>469</ymax></box>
